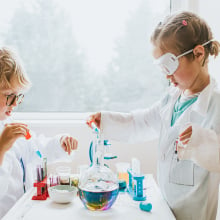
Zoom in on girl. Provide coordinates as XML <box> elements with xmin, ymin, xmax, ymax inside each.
<box><xmin>0</xmin><ymin>47</ymin><xmax>78</xmax><ymax>218</ymax></box>
<box><xmin>89</xmin><ymin>12</ymin><xmax>220</xmax><ymax>220</ymax></box>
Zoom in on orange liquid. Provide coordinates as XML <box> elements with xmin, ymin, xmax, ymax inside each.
<box><xmin>118</xmin><ymin>173</ymin><xmax>129</xmax><ymax>184</ymax></box>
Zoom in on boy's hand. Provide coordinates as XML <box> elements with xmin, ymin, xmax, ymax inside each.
<box><xmin>87</xmin><ymin>112</ymin><xmax>101</xmax><ymax>129</ymax></box>
<box><xmin>0</xmin><ymin>123</ymin><xmax>29</xmax><ymax>154</ymax></box>
<box><xmin>60</xmin><ymin>136</ymin><xmax>78</xmax><ymax>155</ymax></box>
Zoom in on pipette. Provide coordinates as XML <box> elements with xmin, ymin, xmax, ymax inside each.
<box><xmin>86</xmin><ymin>119</ymin><xmax>99</xmax><ymax>134</ymax></box>
<box><xmin>25</xmin><ymin>129</ymin><xmax>42</xmax><ymax>158</ymax></box>
<box><xmin>25</xmin><ymin>130</ymin><xmax>31</xmax><ymax>140</ymax></box>
<box><xmin>35</xmin><ymin>148</ymin><xmax>42</xmax><ymax>158</ymax></box>
<box><xmin>87</xmin><ymin>119</ymin><xmax>117</xmax><ymax>165</ymax></box>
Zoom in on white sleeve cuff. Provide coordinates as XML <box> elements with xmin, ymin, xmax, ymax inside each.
<box><xmin>180</xmin><ymin>123</ymin><xmax>220</xmax><ymax>172</ymax></box>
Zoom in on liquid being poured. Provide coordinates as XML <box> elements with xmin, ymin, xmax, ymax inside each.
<box><xmin>79</xmin><ymin>183</ymin><xmax>119</xmax><ymax>211</ymax></box>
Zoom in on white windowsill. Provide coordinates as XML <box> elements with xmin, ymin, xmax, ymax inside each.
<box><xmin>13</xmin><ymin>112</ymin><xmax>91</xmax><ymax>124</ymax></box>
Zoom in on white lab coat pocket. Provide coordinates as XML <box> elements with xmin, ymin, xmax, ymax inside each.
<box><xmin>169</xmin><ymin>153</ymin><xmax>194</xmax><ymax>186</ymax></box>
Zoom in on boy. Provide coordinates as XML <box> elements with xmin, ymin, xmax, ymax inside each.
<box><xmin>0</xmin><ymin>47</ymin><xmax>78</xmax><ymax>218</ymax></box>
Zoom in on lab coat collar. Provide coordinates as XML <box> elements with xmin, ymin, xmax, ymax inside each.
<box><xmin>160</xmin><ymin>77</ymin><xmax>217</xmax><ymax>125</ymax></box>
<box><xmin>191</xmin><ymin>77</ymin><xmax>217</xmax><ymax>116</ymax></box>
<box><xmin>160</xmin><ymin>86</ymin><xmax>181</xmax><ymax>127</ymax></box>
<box><xmin>166</xmin><ymin>77</ymin><xmax>217</xmax><ymax>116</ymax></box>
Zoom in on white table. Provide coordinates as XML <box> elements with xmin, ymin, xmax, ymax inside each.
<box><xmin>3</xmin><ymin>174</ymin><xmax>176</xmax><ymax>220</ymax></box>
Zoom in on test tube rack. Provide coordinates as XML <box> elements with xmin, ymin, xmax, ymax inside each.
<box><xmin>32</xmin><ymin>176</ymin><xmax>49</xmax><ymax>200</ymax></box>
<box><xmin>127</xmin><ymin>169</ymin><xmax>146</xmax><ymax>201</ymax></box>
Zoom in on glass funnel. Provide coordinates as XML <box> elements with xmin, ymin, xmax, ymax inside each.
<box><xmin>78</xmin><ymin>138</ymin><xmax>119</xmax><ymax>211</ymax></box>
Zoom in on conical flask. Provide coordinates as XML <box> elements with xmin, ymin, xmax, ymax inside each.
<box><xmin>78</xmin><ymin>137</ymin><xmax>119</xmax><ymax>211</ymax></box>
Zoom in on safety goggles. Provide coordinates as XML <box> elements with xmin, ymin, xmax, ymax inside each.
<box><xmin>154</xmin><ymin>39</ymin><xmax>213</xmax><ymax>76</ymax></box>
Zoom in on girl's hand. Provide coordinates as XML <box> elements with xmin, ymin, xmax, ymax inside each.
<box><xmin>177</xmin><ymin>125</ymin><xmax>192</xmax><ymax>155</ymax></box>
<box><xmin>60</xmin><ymin>136</ymin><xmax>78</xmax><ymax>155</ymax></box>
<box><xmin>87</xmin><ymin>112</ymin><xmax>101</xmax><ymax>129</ymax></box>
<box><xmin>178</xmin><ymin>125</ymin><xmax>192</xmax><ymax>145</ymax></box>
<box><xmin>0</xmin><ymin>123</ymin><xmax>29</xmax><ymax>154</ymax></box>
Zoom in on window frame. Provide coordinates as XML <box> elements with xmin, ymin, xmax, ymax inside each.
<box><xmin>13</xmin><ymin>112</ymin><xmax>90</xmax><ymax>122</ymax></box>
<box><xmin>14</xmin><ymin>0</ymin><xmax>201</xmax><ymax>121</ymax></box>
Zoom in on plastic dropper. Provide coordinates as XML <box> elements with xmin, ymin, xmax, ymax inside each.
<box><xmin>86</xmin><ymin>119</ymin><xmax>99</xmax><ymax>134</ymax></box>
<box><xmin>87</xmin><ymin>119</ymin><xmax>117</xmax><ymax>162</ymax></box>
<box><xmin>25</xmin><ymin>130</ymin><xmax>42</xmax><ymax>158</ymax></box>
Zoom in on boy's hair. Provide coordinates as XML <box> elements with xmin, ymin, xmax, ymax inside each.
<box><xmin>0</xmin><ymin>47</ymin><xmax>31</xmax><ymax>90</ymax></box>
<box><xmin>151</xmin><ymin>11</ymin><xmax>220</xmax><ymax>63</ymax></box>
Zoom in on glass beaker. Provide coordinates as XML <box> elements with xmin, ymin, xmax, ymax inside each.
<box><xmin>56</xmin><ymin>166</ymin><xmax>71</xmax><ymax>185</ymax></box>
<box><xmin>115</xmin><ymin>162</ymin><xmax>130</xmax><ymax>184</ymax></box>
<box><xmin>78</xmin><ymin>139</ymin><xmax>119</xmax><ymax>211</ymax></box>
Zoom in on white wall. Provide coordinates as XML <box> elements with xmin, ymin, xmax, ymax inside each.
<box><xmin>24</xmin><ymin>119</ymin><xmax>158</xmax><ymax>179</ymax></box>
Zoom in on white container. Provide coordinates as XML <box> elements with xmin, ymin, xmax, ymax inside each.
<box><xmin>48</xmin><ymin>185</ymin><xmax>77</xmax><ymax>203</ymax></box>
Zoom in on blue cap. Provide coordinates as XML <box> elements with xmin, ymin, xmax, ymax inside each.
<box><xmin>139</xmin><ymin>202</ymin><xmax>152</xmax><ymax>212</ymax></box>
<box><xmin>104</xmin><ymin>140</ymin><xmax>111</xmax><ymax>145</ymax></box>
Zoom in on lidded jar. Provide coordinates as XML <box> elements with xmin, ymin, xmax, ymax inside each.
<box><xmin>78</xmin><ymin>138</ymin><xmax>119</xmax><ymax>211</ymax></box>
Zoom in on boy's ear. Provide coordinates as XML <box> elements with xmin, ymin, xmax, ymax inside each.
<box><xmin>193</xmin><ymin>45</ymin><xmax>205</xmax><ymax>60</ymax></box>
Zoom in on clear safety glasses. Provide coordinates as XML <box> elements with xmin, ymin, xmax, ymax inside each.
<box><xmin>154</xmin><ymin>39</ymin><xmax>213</xmax><ymax>76</ymax></box>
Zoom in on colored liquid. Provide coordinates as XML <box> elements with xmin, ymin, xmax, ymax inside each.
<box><xmin>118</xmin><ymin>172</ymin><xmax>129</xmax><ymax>184</ymax></box>
<box><xmin>79</xmin><ymin>184</ymin><xmax>119</xmax><ymax>211</ymax></box>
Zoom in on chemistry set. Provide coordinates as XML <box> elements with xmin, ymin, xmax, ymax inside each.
<box><xmin>31</xmin><ymin>119</ymin><xmax>152</xmax><ymax>212</ymax></box>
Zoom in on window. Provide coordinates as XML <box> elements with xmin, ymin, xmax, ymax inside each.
<box><xmin>198</xmin><ymin>1</ymin><xmax>220</xmax><ymax>86</ymax></box>
<box><xmin>171</xmin><ymin>0</ymin><xmax>220</xmax><ymax>86</ymax></box>
<box><xmin>0</xmin><ymin>0</ymin><xmax>170</xmax><ymax>113</ymax></box>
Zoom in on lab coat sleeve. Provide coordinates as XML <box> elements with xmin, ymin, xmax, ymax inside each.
<box><xmin>100</xmin><ymin>101</ymin><xmax>162</xmax><ymax>143</ymax></box>
<box><xmin>0</xmin><ymin>151</ymin><xmax>18</xmax><ymax>201</ymax></box>
<box><xmin>0</xmin><ymin>167</ymin><xmax>10</xmax><ymax>200</ymax></box>
<box><xmin>179</xmin><ymin>124</ymin><xmax>220</xmax><ymax>172</ymax></box>
<box><xmin>37</xmin><ymin>134</ymin><xmax>68</xmax><ymax>162</ymax></box>
<box><xmin>25</xmin><ymin>133</ymin><xmax>69</xmax><ymax>164</ymax></box>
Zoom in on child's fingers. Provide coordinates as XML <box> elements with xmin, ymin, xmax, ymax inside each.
<box><xmin>69</xmin><ymin>138</ymin><xmax>78</xmax><ymax>151</ymax></box>
<box><xmin>62</xmin><ymin>137</ymin><xmax>69</xmax><ymax>154</ymax></box>
<box><xmin>67</xmin><ymin>137</ymin><xmax>72</xmax><ymax>155</ymax></box>
<box><xmin>87</xmin><ymin>113</ymin><xmax>101</xmax><ymax>128</ymax></box>
<box><xmin>2</xmin><ymin>126</ymin><xmax>28</xmax><ymax>141</ymax></box>
<box><xmin>13</xmin><ymin>126</ymin><xmax>28</xmax><ymax>137</ymax></box>
<box><xmin>179</xmin><ymin>126</ymin><xmax>192</xmax><ymax>136</ymax></box>
<box><xmin>63</xmin><ymin>136</ymin><xmax>71</xmax><ymax>155</ymax></box>
<box><xmin>180</xmin><ymin>138</ymin><xmax>190</xmax><ymax>145</ymax></box>
<box><xmin>72</xmin><ymin>139</ymin><xmax>78</xmax><ymax>150</ymax></box>
<box><xmin>179</xmin><ymin>132</ymin><xmax>192</xmax><ymax>141</ymax></box>
<box><xmin>69</xmin><ymin>138</ymin><xmax>78</xmax><ymax>154</ymax></box>
<box><xmin>179</xmin><ymin>126</ymin><xmax>192</xmax><ymax>142</ymax></box>
<box><xmin>6</xmin><ymin>123</ymin><xmax>29</xmax><ymax>132</ymax></box>
<box><xmin>6</xmin><ymin>122</ymin><xmax>28</xmax><ymax>127</ymax></box>
<box><xmin>182</xmin><ymin>138</ymin><xmax>190</xmax><ymax>145</ymax></box>
<box><xmin>14</xmin><ymin>126</ymin><xmax>31</xmax><ymax>139</ymax></box>
<box><xmin>61</xmin><ymin>136</ymin><xmax>78</xmax><ymax>154</ymax></box>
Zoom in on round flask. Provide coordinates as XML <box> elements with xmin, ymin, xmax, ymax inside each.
<box><xmin>78</xmin><ymin>140</ymin><xmax>119</xmax><ymax>211</ymax></box>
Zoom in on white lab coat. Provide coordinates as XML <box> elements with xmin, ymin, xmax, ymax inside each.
<box><xmin>0</xmin><ymin>118</ymin><xmax>68</xmax><ymax>219</ymax></box>
<box><xmin>100</xmin><ymin>77</ymin><xmax>220</xmax><ymax>220</ymax></box>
